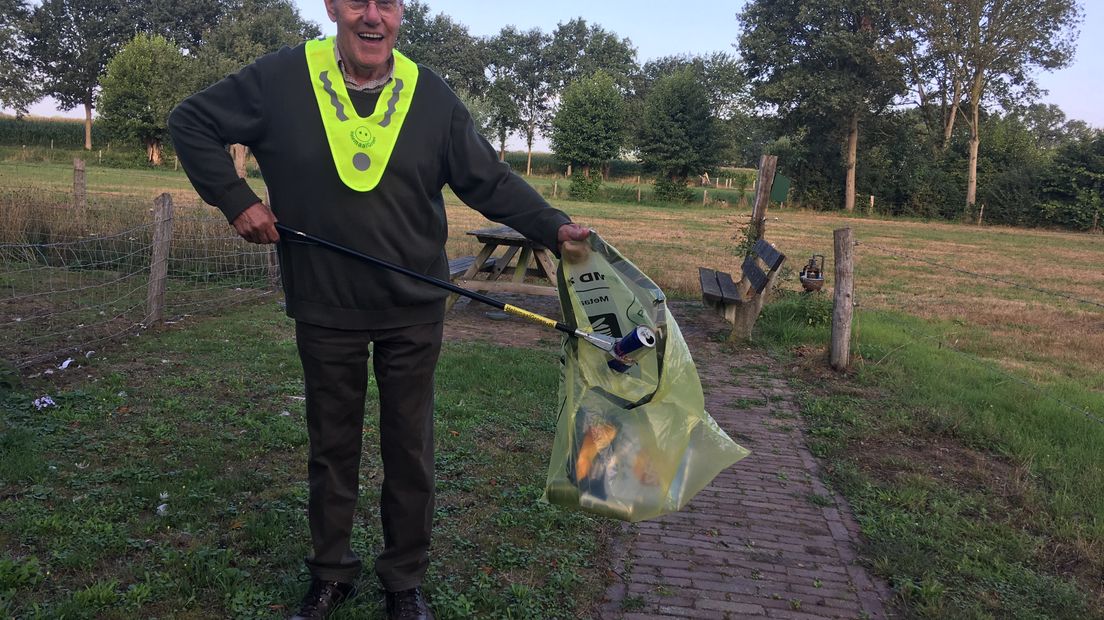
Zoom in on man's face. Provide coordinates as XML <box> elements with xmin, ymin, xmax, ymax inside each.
<box><xmin>325</xmin><ymin>0</ymin><xmax>403</xmax><ymax>82</ymax></box>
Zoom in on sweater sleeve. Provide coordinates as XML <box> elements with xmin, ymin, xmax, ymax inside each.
<box><xmin>444</xmin><ymin>101</ymin><xmax>571</xmax><ymax>256</ymax></box>
<box><xmin>168</xmin><ymin>57</ymin><xmax>270</xmax><ymax>225</ymax></box>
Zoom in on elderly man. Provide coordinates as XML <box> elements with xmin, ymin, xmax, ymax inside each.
<box><xmin>168</xmin><ymin>0</ymin><xmax>588</xmax><ymax>618</ymax></box>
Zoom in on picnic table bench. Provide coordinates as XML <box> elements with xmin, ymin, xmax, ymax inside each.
<box><xmin>446</xmin><ymin>225</ymin><xmax>558</xmax><ymax>310</ymax></box>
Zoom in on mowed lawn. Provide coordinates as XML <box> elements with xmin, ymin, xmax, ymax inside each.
<box><xmin>3</xmin><ymin>160</ymin><xmax>1104</xmax><ymax>617</ymax></box>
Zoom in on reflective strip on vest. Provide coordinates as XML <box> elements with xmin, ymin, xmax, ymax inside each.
<box><xmin>304</xmin><ymin>37</ymin><xmax>419</xmax><ymax>192</ymax></box>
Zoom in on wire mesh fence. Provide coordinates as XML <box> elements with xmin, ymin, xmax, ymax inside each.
<box><xmin>0</xmin><ymin>187</ymin><xmax>277</xmax><ymax>369</ymax></box>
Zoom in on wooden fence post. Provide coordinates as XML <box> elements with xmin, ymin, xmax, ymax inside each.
<box><xmin>146</xmin><ymin>193</ymin><xmax>174</xmax><ymax>326</ymax></box>
<box><xmin>72</xmin><ymin>158</ymin><xmax>87</xmax><ymax>234</ymax></box>
<box><xmin>977</xmin><ymin>202</ymin><xmax>985</xmax><ymax>226</ymax></box>
<box><xmin>703</xmin><ymin>189</ymin><xmax>708</xmax><ymax>206</ymax></box>
<box><xmin>750</xmin><ymin>154</ymin><xmax>778</xmax><ymax>241</ymax></box>
<box><xmin>830</xmin><ymin>227</ymin><xmax>855</xmax><ymax>371</ymax></box>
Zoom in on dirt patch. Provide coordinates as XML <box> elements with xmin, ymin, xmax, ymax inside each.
<box><xmin>443</xmin><ymin>294</ymin><xmax>565</xmax><ymax>349</ymax></box>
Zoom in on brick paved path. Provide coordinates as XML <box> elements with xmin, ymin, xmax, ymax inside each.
<box><xmin>599</xmin><ymin>306</ymin><xmax>893</xmax><ymax>620</ymax></box>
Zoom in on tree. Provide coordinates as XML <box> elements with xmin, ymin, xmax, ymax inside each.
<box><xmin>739</xmin><ymin>0</ymin><xmax>905</xmax><ymax>211</ymax></box>
<box><xmin>25</xmin><ymin>0</ymin><xmax>139</xmax><ymax>149</ymax></box>
<box><xmin>483</xmin><ymin>46</ymin><xmax>522</xmax><ymax>162</ymax></box>
<box><xmin>98</xmin><ymin>34</ymin><xmax>191</xmax><ymax>165</ymax></box>
<box><xmin>454</xmin><ymin>88</ymin><xmax>493</xmax><ymax>137</ymax></box>
<box><xmin>550</xmin><ymin>71</ymin><xmax>625</xmax><ymax>199</ymax></box>
<box><xmin>637</xmin><ymin>52</ymin><xmax>751</xmax><ymax>163</ymax></box>
<box><xmin>397</xmin><ymin>0</ymin><xmax>487</xmax><ymax>94</ymax></box>
<box><xmin>137</xmin><ymin>0</ymin><xmax>227</xmax><ymax>54</ymax></box>
<box><xmin>546</xmin><ymin>18</ymin><xmax>638</xmax><ymax>92</ymax></box>
<box><xmin>190</xmin><ymin>0</ymin><xmax>320</xmax><ymax>90</ymax></box>
<box><xmin>0</xmin><ymin>0</ymin><xmax>38</xmax><ymax>117</ymax></box>
<box><xmin>488</xmin><ymin>27</ymin><xmax>553</xmax><ymax>175</ymax></box>
<box><xmin>637</xmin><ymin>69</ymin><xmax>721</xmax><ymax>202</ymax></box>
<box><xmin>903</xmin><ymin>0</ymin><xmax>1083</xmax><ymax>215</ymax></box>
<box><xmin>188</xmin><ymin>0</ymin><xmax>319</xmax><ymax>176</ymax></box>
<box><xmin>1039</xmin><ymin>130</ymin><xmax>1104</xmax><ymax>231</ymax></box>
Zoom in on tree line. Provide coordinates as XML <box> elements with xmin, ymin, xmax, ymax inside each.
<box><xmin>1</xmin><ymin>0</ymin><xmax>1099</xmax><ymax>230</ymax></box>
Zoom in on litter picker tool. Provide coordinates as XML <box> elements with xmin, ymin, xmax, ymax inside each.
<box><xmin>273</xmin><ymin>223</ymin><xmax>654</xmax><ymax>371</ymax></box>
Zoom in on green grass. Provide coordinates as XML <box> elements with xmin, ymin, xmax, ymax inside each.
<box><xmin>5</xmin><ymin>158</ymin><xmax>1104</xmax><ymax>617</ymax></box>
<box><xmin>754</xmin><ymin>296</ymin><xmax>1104</xmax><ymax>618</ymax></box>
<box><xmin>0</xmin><ymin>301</ymin><xmax>615</xmax><ymax>619</ymax></box>
<box><xmin>0</xmin><ymin>160</ymin><xmax>266</xmax><ymax>197</ymax></box>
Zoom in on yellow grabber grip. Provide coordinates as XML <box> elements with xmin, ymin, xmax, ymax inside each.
<box><xmin>503</xmin><ymin>304</ymin><xmax>559</xmax><ymax>329</ymax></box>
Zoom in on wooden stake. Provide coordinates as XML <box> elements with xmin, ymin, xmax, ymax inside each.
<box><xmin>977</xmin><ymin>202</ymin><xmax>985</xmax><ymax>226</ymax></box>
<box><xmin>72</xmin><ymin>158</ymin><xmax>86</xmax><ymax>211</ymax></box>
<box><xmin>703</xmin><ymin>189</ymin><xmax>708</xmax><ymax>205</ymax></box>
<box><xmin>830</xmin><ymin>227</ymin><xmax>855</xmax><ymax>371</ymax></box>
<box><xmin>750</xmin><ymin>155</ymin><xmax>778</xmax><ymax>241</ymax></box>
<box><xmin>869</xmin><ymin>194</ymin><xmax>875</xmax><ymax>214</ymax></box>
<box><xmin>637</xmin><ymin>187</ymin><xmax>641</xmax><ymax>202</ymax></box>
<box><xmin>146</xmin><ymin>193</ymin><xmax>174</xmax><ymax>326</ymax></box>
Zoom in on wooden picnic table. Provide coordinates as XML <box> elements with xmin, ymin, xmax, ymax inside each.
<box><xmin>447</xmin><ymin>226</ymin><xmax>558</xmax><ymax>306</ymax></box>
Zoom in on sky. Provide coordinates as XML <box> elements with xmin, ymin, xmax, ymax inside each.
<box><xmin>11</xmin><ymin>0</ymin><xmax>1104</xmax><ymax>136</ymax></box>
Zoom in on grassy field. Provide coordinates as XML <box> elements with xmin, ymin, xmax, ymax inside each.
<box><xmin>1</xmin><ymin>302</ymin><xmax>615</xmax><ymax>619</ymax></box>
<box><xmin>3</xmin><ymin>160</ymin><xmax>1104</xmax><ymax>617</ymax></box>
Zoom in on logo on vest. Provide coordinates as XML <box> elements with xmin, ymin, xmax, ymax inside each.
<box><xmin>351</xmin><ymin>125</ymin><xmax>377</xmax><ymax>149</ymax></box>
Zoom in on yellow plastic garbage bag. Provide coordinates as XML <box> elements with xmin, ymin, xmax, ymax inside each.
<box><xmin>543</xmin><ymin>233</ymin><xmax>750</xmax><ymax>522</ymax></box>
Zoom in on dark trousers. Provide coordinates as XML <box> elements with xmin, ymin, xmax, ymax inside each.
<box><xmin>294</xmin><ymin>320</ymin><xmax>443</xmax><ymax>591</ymax></box>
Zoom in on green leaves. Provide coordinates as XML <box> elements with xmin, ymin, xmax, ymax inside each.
<box><xmin>550</xmin><ymin>71</ymin><xmax>626</xmax><ymax>170</ymax></box>
<box><xmin>638</xmin><ymin>69</ymin><xmax>722</xmax><ymax>189</ymax></box>
<box><xmin>97</xmin><ymin>34</ymin><xmax>190</xmax><ymax>162</ymax></box>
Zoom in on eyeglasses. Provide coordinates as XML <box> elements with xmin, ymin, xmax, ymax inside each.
<box><xmin>346</xmin><ymin>0</ymin><xmax>401</xmax><ymax>14</ymax></box>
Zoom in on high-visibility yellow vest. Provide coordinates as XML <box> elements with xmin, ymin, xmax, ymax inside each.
<box><xmin>304</xmin><ymin>36</ymin><xmax>419</xmax><ymax>192</ymax></box>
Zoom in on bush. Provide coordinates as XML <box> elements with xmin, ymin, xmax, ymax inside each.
<box><xmin>653</xmin><ymin>177</ymin><xmax>692</xmax><ymax>202</ymax></box>
<box><xmin>568</xmin><ymin>170</ymin><xmax>602</xmax><ymax>201</ymax></box>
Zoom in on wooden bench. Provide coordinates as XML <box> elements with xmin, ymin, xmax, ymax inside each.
<box><xmin>700</xmin><ymin>238</ymin><xmax>786</xmax><ymax>338</ymax></box>
<box><xmin>448</xmin><ymin>255</ymin><xmax>497</xmax><ymax>280</ymax></box>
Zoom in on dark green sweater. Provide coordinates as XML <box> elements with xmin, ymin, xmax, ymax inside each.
<box><xmin>169</xmin><ymin>43</ymin><xmax>571</xmax><ymax>330</ymax></box>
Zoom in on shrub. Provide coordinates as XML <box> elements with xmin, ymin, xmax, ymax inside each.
<box><xmin>568</xmin><ymin>170</ymin><xmax>602</xmax><ymax>201</ymax></box>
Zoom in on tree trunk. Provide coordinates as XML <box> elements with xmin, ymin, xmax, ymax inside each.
<box><xmin>526</xmin><ymin>136</ymin><xmax>533</xmax><ymax>177</ymax></box>
<box><xmin>966</xmin><ymin>101</ymin><xmax>980</xmax><ymax>213</ymax></box>
<box><xmin>941</xmin><ymin>74</ymin><xmax>961</xmax><ymax>151</ymax></box>
<box><xmin>146</xmin><ymin>138</ymin><xmax>163</xmax><ymax>166</ymax></box>
<box><xmin>83</xmin><ymin>102</ymin><xmax>93</xmax><ymax>150</ymax></box>
<box><xmin>498</xmin><ymin>135</ymin><xmax>506</xmax><ymax>162</ymax></box>
<box><xmin>844</xmin><ymin>112</ymin><xmax>858</xmax><ymax>212</ymax></box>
<box><xmin>229</xmin><ymin>144</ymin><xmax>248</xmax><ymax>178</ymax></box>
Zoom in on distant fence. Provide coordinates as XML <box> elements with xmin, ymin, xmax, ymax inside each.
<box><xmin>0</xmin><ymin>186</ymin><xmax>276</xmax><ymax>369</ymax></box>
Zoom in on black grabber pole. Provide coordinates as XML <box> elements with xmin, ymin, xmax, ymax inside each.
<box><xmin>273</xmin><ymin>223</ymin><xmax>625</xmax><ymax>355</ymax></box>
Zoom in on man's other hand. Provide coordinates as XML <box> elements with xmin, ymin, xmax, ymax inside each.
<box><xmin>232</xmin><ymin>202</ymin><xmax>279</xmax><ymax>244</ymax></box>
<box><xmin>557</xmin><ymin>223</ymin><xmax>591</xmax><ymax>264</ymax></box>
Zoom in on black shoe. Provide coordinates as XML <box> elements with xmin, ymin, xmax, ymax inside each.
<box><xmin>384</xmin><ymin>587</ymin><xmax>434</xmax><ymax>620</ymax></box>
<box><xmin>289</xmin><ymin>579</ymin><xmax>357</xmax><ymax>620</ymax></box>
